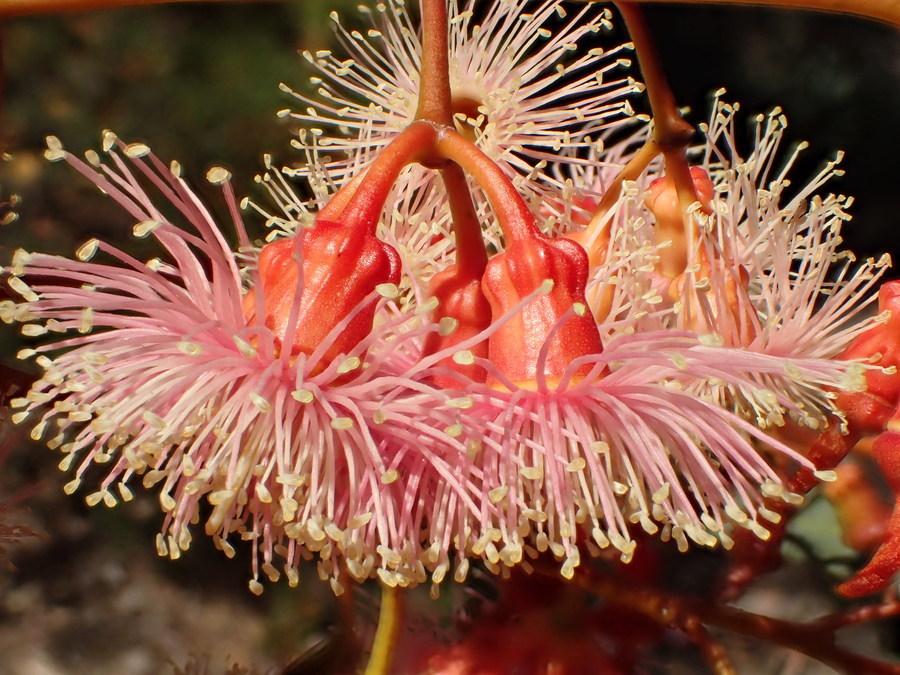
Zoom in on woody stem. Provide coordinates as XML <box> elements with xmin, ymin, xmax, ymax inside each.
<box><xmin>2</xmin><ymin>0</ymin><xmax>899</xmax><ymax>25</ymax></box>
<box><xmin>616</xmin><ymin>1</ymin><xmax>699</xmax><ymax>272</ymax></box>
<box><xmin>616</xmin><ymin>3</ymin><xmax>692</xmax><ymax>154</ymax></box>
<box><xmin>561</xmin><ymin>564</ymin><xmax>900</xmax><ymax>675</ymax></box>
<box><xmin>416</xmin><ymin>0</ymin><xmax>454</xmax><ymax>126</ymax></box>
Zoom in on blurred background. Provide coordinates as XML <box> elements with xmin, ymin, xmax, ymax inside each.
<box><xmin>0</xmin><ymin>1</ymin><xmax>897</xmax><ymax>673</ymax></box>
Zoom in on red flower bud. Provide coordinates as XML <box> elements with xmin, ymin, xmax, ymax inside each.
<box><xmin>482</xmin><ymin>235</ymin><xmax>603</xmax><ymax>389</ymax></box>
<box><xmin>422</xmin><ymin>267</ymin><xmax>491</xmax><ymax>387</ymax></box>
<box><xmin>823</xmin><ymin>462</ymin><xmax>891</xmax><ymax>553</ymax></box>
<box><xmin>838</xmin><ymin>431</ymin><xmax>900</xmax><ymax>597</ymax></box>
<box><xmin>243</xmin><ymin>220</ymin><xmax>400</xmax><ymax>366</ymax></box>
<box><xmin>645</xmin><ymin>166</ymin><xmax>715</xmax><ymax>222</ymax></box>
<box><xmin>834</xmin><ymin>282</ymin><xmax>900</xmax><ymax>596</ymax></box>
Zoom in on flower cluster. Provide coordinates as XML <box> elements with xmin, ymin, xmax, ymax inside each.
<box><xmin>4</xmin><ymin>0</ymin><xmax>894</xmax><ymax>600</ymax></box>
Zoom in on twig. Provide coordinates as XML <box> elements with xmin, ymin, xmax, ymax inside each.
<box><xmin>567</xmin><ymin>565</ymin><xmax>900</xmax><ymax>675</ymax></box>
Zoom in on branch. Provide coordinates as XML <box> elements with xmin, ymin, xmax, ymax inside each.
<box><xmin>0</xmin><ymin>0</ymin><xmax>272</xmax><ymax>18</ymax></box>
<box><xmin>3</xmin><ymin>0</ymin><xmax>897</xmax><ymax>25</ymax></box>
<box><xmin>570</xmin><ymin>566</ymin><xmax>900</xmax><ymax>675</ymax></box>
<box><xmin>415</xmin><ymin>0</ymin><xmax>453</xmax><ymax>127</ymax></box>
<box><xmin>577</xmin><ymin>0</ymin><xmax>900</xmax><ymax>26</ymax></box>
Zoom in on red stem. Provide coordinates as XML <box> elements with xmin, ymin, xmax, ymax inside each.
<box><xmin>440</xmin><ymin>162</ymin><xmax>487</xmax><ymax>276</ymax></box>
<box><xmin>317</xmin><ymin>170</ymin><xmax>366</xmax><ymax>222</ymax></box>
<box><xmin>436</xmin><ymin>128</ymin><xmax>537</xmax><ymax>242</ymax></box>
<box><xmin>335</xmin><ymin>121</ymin><xmax>436</xmax><ymax>231</ymax></box>
<box><xmin>616</xmin><ymin>1</ymin><xmax>699</xmax><ymax>275</ymax></box>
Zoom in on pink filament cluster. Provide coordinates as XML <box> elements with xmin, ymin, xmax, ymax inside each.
<box><xmin>4</xmin><ymin>50</ymin><xmax>888</xmax><ymax>595</ymax></box>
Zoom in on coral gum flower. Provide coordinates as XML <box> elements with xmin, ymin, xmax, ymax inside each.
<box><xmin>242</xmin><ymin>220</ymin><xmax>401</xmax><ymax>366</ymax></box>
<box><xmin>412</xmin><ymin>330</ymin><xmax>822</xmax><ymax>577</ymax></box>
<box><xmin>832</xmin><ymin>281</ymin><xmax>900</xmax><ymax>597</ymax></box>
<box><xmin>7</xmin><ymin>136</ymin><xmax>490</xmax><ymax>594</ymax></box>
<box><xmin>567</xmin><ymin>98</ymin><xmax>888</xmax><ymax>432</ymax></box>
<box><xmin>481</xmin><ymin>235</ymin><xmax>602</xmax><ymax>389</ymax></box>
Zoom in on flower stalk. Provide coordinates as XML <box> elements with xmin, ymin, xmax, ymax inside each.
<box><xmin>436</xmin><ymin>128</ymin><xmax>538</xmax><ymax>242</ymax></box>
<box><xmin>415</xmin><ymin>0</ymin><xmax>453</xmax><ymax>127</ymax></box>
<box><xmin>615</xmin><ymin>1</ymin><xmax>701</xmax><ymax>277</ymax></box>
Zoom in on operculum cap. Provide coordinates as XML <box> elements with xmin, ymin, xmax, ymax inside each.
<box><xmin>482</xmin><ymin>236</ymin><xmax>603</xmax><ymax>389</ymax></box>
<box><xmin>422</xmin><ymin>267</ymin><xmax>491</xmax><ymax>387</ymax></box>
<box><xmin>243</xmin><ymin>219</ymin><xmax>401</xmax><ymax>364</ymax></box>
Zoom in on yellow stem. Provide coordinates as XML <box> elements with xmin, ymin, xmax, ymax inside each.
<box><xmin>569</xmin><ymin>138</ymin><xmax>660</xmax><ymax>266</ymax></box>
<box><xmin>363</xmin><ymin>584</ymin><xmax>404</xmax><ymax>675</ymax></box>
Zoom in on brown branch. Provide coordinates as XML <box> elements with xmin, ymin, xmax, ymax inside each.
<box><xmin>615</xmin><ymin>1</ymin><xmax>699</xmax><ymax>277</ymax></box>
<box><xmin>415</xmin><ymin>0</ymin><xmax>453</xmax><ymax>127</ymax></box>
<box><xmin>0</xmin><ymin>0</ymin><xmax>273</xmax><ymax>18</ymax></box>
<box><xmin>578</xmin><ymin>0</ymin><xmax>900</xmax><ymax>26</ymax></box>
<box><xmin>1</xmin><ymin>0</ymin><xmax>896</xmax><ymax>31</ymax></box>
<box><xmin>615</xmin><ymin>2</ymin><xmax>693</xmax><ymax>153</ymax></box>
<box><xmin>569</xmin><ymin>566</ymin><xmax>900</xmax><ymax>674</ymax></box>
<box><xmin>4</xmin><ymin>0</ymin><xmax>897</xmax><ymax>24</ymax></box>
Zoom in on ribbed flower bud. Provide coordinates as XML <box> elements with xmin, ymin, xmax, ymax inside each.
<box><xmin>422</xmin><ymin>268</ymin><xmax>491</xmax><ymax>387</ymax></box>
<box><xmin>841</xmin><ymin>280</ymin><xmax>900</xmax><ymax>405</ymax></box>
<box><xmin>835</xmin><ymin>281</ymin><xmax>900</xmax><ymax>597</ymax></box>
<box><xmin>482</xmin><ymin>235</ymin><xmax>603</xmax><ymax>389</ymax></box>
<box><xmin>645</xmin><ymin>166</ymin><xmax>716</xmax><ymax>224</ymax></box>
<box><xmin>243</xmin><ymin>220</ymin><xmax>400</xmax><ymax>364</ymax></box>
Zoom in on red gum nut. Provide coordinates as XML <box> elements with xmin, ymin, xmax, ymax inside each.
<box><xmin>839</xmin><ymin>429</ymin><xmax>900</xmax><ymax>597</ymax></box>
<box><xmin>482</xmin><ymin>236</ymin><xmax>603</xmax><ymax>388</ymax></box>
<box><xmin>823</xmin><ymin>463</ymin><xmax>891</xmax><ymax>553</ymax></box>
<box><xmin>242</xmin><ymin>220</ymin><xmax>400</xmax><ymax>364</ymax></box>
<box><xmin>422</xmin><ymin>268</ymin><xmax>491</xmax><ymax>387</ymax></box>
